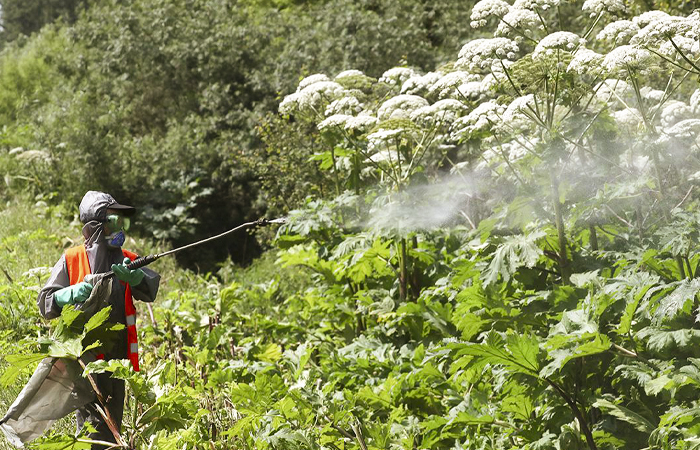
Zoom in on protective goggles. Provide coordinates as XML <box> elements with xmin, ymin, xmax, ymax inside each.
<box><xmin>106</xmin><ymin>214</ymin><xmax>131</xmax><ymax>232</ymax></box>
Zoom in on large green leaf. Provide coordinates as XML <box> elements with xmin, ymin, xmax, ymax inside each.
<box><xmin>0</xmin><ymin>353</ymin><xmax>46</xmax><ymax>387</ymax></box>
<box><xmin>653</xmin><ymin>279</ymin><xmax>700</xmax><ymax>324</ymax></box>
<box><xmin>83</xmin><ymin>305</ymin><xmax>112</xmax><ymax>334</ymax></box>
<box><xmin>593</xmin><ymin>398</ymin><xmax>655</xmax><ymax>433</ymax></box>
<box><xmin>455</xmin><ymin>331</ymin><xmax>542</xmax><ymax>376</ymax></box>
<box><xmin>482</xmin><ymin>230</ymin><xmax>545</xmax><ymax>286</ymax></box>
<box><xmin>540</xmin><ymin>309</ymin><xmax>611</xmax><ymax>377</ymax></box>
<box><xmin>637</xmin><ymin>327</ymin><xmax>700</xmax><ymax>352</ymax></box>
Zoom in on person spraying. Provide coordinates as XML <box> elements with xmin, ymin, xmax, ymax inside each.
<box><xmin>1</xmin><ymin>192</ymin><xmax>283</xmax><ymax>447</ymax></box>
<box><xmin>37</xmin><ymin>191</ymin><xmax>160</xmax><ymax>447</ymax></box>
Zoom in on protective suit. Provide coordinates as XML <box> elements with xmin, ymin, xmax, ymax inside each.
<box><xmin>1</xmin><ymin>191</ymin><xmax>160</xmax><ymax>448</ymax></box>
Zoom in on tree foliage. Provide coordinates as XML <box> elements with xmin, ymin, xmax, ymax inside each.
<box><xmin>0</xmin><ymin>0</ymin><xmax>476</xmax><ymax>270</ymax></box>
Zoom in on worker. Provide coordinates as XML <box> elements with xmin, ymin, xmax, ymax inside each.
<box><xmin>37</xmin><ymin>191</ymin><xmax>160</xmax><ymax>447</ymax></box>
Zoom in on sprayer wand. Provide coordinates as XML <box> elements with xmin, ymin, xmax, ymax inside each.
<box><xmin>102</xmin><ymin>217</ymin><xmax>287</xmax><ymax>277</ymax></box>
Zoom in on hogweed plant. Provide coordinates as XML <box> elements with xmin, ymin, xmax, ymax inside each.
<box><xmin>275</xmin><ymin>1</ymin><xmax>700</xmax><ymax>449</ymax></box>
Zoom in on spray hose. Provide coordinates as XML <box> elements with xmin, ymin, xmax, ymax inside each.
<box><xmin>103</xmin><ymin>217</ymin><xmax>287</xmax><ymax>277</ymax></box>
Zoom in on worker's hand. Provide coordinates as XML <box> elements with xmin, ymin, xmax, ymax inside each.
<box><xmin>54</xmin><ymin>282</ymin><xmax>93</xmax><ymax>308</ymax></box>
<box><xmin>112</xmin><ymin>257</ymin><xmax>145</xmax><ymax>286</ymax></box>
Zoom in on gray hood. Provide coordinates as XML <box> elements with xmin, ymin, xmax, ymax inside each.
<box><xmin>79</xmin><ymin>191</ymin><xmax>135</xmax><ymax>224</ymax></box>
<box><xmin>78</xmin><ymin>191</ymin><xmax>131</xmax><ymax>272</ymax></box>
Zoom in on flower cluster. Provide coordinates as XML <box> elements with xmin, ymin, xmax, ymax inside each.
<box><xmin>470</xmin><ymin>0</ymin><xmax>510</xmax><ymax>28</ymax></box>
<box><xmin>456</xmin><ymin>81</ymin><xmax>490</xmax><ymax>101</ymax></box>
<box><xmin>280</xmin><ymin>78</ymin><xmax>346</xmax><ymax>116</ymax></box>
<box><xmin>633</xmin><ymin>10</ymin><xmax>670</xmax><ymax>28</ymax></box>
<box><xmin>660</xmin><ymin>100</ymin><xmax>692</xmax><ymax>128</ymax></box>
<box><xmin>280</xmin><ymin>4</ymin><xmax>700</xmax><ymax>195</ymax></box>
<box><xmin>450</xmin><ymin>100</ymin><xmax>506</xmax><ymax>141</ymax></box>
<box><xmin>345</xmin><ymin>114</ymin><xmax>379</xmax><ymax>133</ymax></box>
<box><xmin>325</xmin><ymin>96</ymin><xmax>363</xmax><ymax>116</ymax></box>
<box><xmin>602</xmin><ymin>45</ymin><xmax>653</xmax><ymax>73</ymax></box>
<box><xmin>532</xmin><ymin>31</ymin><xmax>585</xmax><ymax>59</ymax></box>
<box><xmin>612</xmin><ymin>108</ymin><xmax>643</xmax><ymax>134</ymax></box>
<box><xmin>581</xmin><ymin>0</ymin><xmax>626</xmax><ymax>18</ymax></box>
<box><xmin>640</xmin><ymin>87</ymin><xmax>665</xmax><ymax>103</ymax></box>
<box><xmin>318</xmin><ymin>114</ymin><xmax>353</xmax><ymax>132</ymax></box>
<box><xmin>367</xmin><ymin>128</ymin><xmax>408</xmax><ymax>157</ymax></box>
<box><xmin>663</xmin><ymin>119</ymin><xmax>700</xmax><ymax>139</ymax></box>
<box><xmin>377</xmin><ymin>95</ymin><xmax>430</xmax><ymax>120</ymax></box>
<box><xmin>513</xmin><ymin>0</ymin><xmax>561</xmax><ymax>11</ymax></box>
<box><xmin>658</xmin><ymin>36</ymin><xmax>700</xmax><ymax>59</ymax></box>
<box><xmin>567</xmin><ymin>48</ymin><xmax>604</xmax><ymax>74</ymax></box>
<box><xmin>594</xmin><ymin>79</ymin><xmax>635</xmax><ymax>109</ymax></box>
<box><xmin>631</xmin><ymin>13</ymin><xmax>698</xmax><ymax>47</ymax></box>
<box><xmin>429</xmin><ymin>71</ymin><xmax>482</xmax><ymax>98</ymax></box>
<box><xmin>496</xmin><ymin>8</ymin><xmax>542</xmax><ymax>41</ymax></box>
<box><xmin>502</xmin><ymin>94</ymin><xmax>536</xmax><ymax>130</ymax></box>
<box><xmin>597</xmin><ymin>20</ymin><xmax>639</xmax><ymax>45</ymax></box>
<box><xmin>691</xmin><ymin>89</ymin><xmax>700</xmax><ymax>115</ymax></box>
<box><xmin>410</xmin><ymin>99</ymin><xmax>467</xmax><ymax>126</ymax></box>
<box><xmin>335</xmin><ymin>70</ymin><xmax>365</xmax><ymax>80</ymax></box>
<box><xmin>477</xmin><ymin>140</ymin><xmax>532</xmax><ymax>171</ymax></box>
<box><xmin>401</xmin><ymin>72</ymin><xmax>442</xmax><ymax>96</ymax></box>
<box><xmin>457</xmin><ymin>38</ymin><xmax>519</xmax><ymax>72</ymax></box>
<box><xmin>297</xmin><ymin>74</ymin><xmax>331</xmax><ymax>90</ymax></box>
<box><xmin>379</xmin><ymin>67</ymin><xmax>417</xmax><ymax>87</ymax></box>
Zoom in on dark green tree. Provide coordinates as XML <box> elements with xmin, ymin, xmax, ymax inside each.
<box><xmin>0</xmin><ymin>0</ymin><xmax>90</xmax><ymax>43</ymax></box>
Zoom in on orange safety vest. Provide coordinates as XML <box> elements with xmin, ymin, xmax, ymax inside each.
<box><xmin>65</xmin><ymin>245</ymin><xmax>141</xmax><ymax>372</ymax></box>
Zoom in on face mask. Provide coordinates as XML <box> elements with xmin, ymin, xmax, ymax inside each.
<box><xmin>104</xmin><ymin>214</ymin><xmax>130</xmax><ymax>248</ymax></box>
<box><xmin>106</xmin><ymin>230</ymin><xmax>126</xmax><ymax>248</ymax></box>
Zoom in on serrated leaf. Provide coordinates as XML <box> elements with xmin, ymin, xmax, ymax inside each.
<box><xmin>654</xmin><ymin>279</ymin><xmax>700</xmax><ymax>324</ymax></box>
<box><xmin>30</xmin><ymin>433</ymin><xmax>92</xmax><ymax>449</ymax></box>
<box><xmin>637</xmin><ymin>327</ymin><xmax>700</xmax><ymax>352</ymax></box>
<box><xmin>452</xmin><ymin>311</ymin><xmax>489</xmax><ymax>340</ymax></box>
<box><xmin>0</xmin><ymin>353</ymin><xmax>46</xmax><ymax>387</ymax></box>
<box><xmin>84</xmin><ymin>305</ymin><xmax>112</xmax><ymax>333</ymax></box>
<box><xmin>680</xmin><ymin>358</ymin><xmax>700</xmax><ymax>385</ymax></box>
<box><xmin>645</xmin><ymin>375</ymin><xmax>672</xmax><ymax>396</ymax></box>
<box><xmin>48</xmin><ymin>338</ymin><xmax>83</xmax><ymax>359</ymax></box>
<box><xmin>541</xmin><ymin>333</ymin><xmax>610</xmax><ymax>378</ymax></box>
<box><xmin>570</xmin><ymin>270</ymin><xmax>601</xmax><ymax>288</ymax></box>
<box><xmin>617</xmin><ymin>278</ymin><xmax>662</xmax><ymax>335</ymax></box>
<box><xmin>482</xmin><ymin>230</ymin><xmax>545</xmax><ymax>286</ymax></box>
<box><xmin>255</xmin><ymin>343</ymin><xmax>283</xmax><ymax>363</ymax></box>
<box><xmin>540</xmin><ymin>309</ymin><xmax>611</xmax><ymax>377</ymax></box>
<box><xmin>458</xmin><ymin>332</ymin><xmax>541</xmax><ymax>376</ymax></box>
<box><xmin>593</xmin><ymin>398</ymin><xmax>655</xmax><ymax>433</ymax></box>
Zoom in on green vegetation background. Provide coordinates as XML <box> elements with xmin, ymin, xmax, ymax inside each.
<box><xmin>2</xmin><ymin>0</ymin><xmax>700</xmax><ymax>449</ymax></box>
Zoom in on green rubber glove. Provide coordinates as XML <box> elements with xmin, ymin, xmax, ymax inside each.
<box><xmin>55</xmin><ymin>282</ymin><xmax>93</xmax><ymax>308</ymax></box>
<box><xmin>112</xmin><ymin>257</ymin><xmax>145</xmax><ymax>286</ymax></box>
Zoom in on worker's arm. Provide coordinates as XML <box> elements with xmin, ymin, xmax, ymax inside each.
<box><xmin>37</xmin><ymin>256</ymin><xmax>71</xmax><ymax>320</ymax></box>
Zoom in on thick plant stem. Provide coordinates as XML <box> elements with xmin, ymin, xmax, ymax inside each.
<box><xmin>649</xmin><ymin>144</ymin><xmax>687</xmax><ymax>279</ymax></box>
<box><xmin>551</xmin><ymin>172</ymin><xmax>570</xmax><ymax>284</ymax></box>
<box><xmin>78</xmin><ymin>358</ymin><xmax>126</xmax><ymax>448</ymax></box>
<box><xmin>588</xmin><ymin>225</ymin><xmax>598</xmax><ymax>251</ymax></box>
<box><xmin>399</xmin><ymin>238</ymin><xmax>408</xmax><ymax>302</ymax></box>
<box><xmin>546</xmin><ymin>378</ymin><xmax>598</xmax><ymax>450</ymax></box>
<box><xmin>410</xmin><ymin>235</ymin><xmax>421</xmax><ymax>298</ymax></box>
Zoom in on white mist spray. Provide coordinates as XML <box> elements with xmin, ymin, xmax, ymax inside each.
<box><xmin>365</xmin><ymin>172</ymin><xmax>489</xmax><ymax>233</ymax></box>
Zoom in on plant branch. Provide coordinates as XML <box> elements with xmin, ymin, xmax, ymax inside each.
<box><xmin>351</xmin><ymin>418</ymin><xmax>369</xmax><ymax>450</ymax></box>
<box><xmin>545</xmin><ymin>377</ymin><xmax>598</xmax><ymax>450</ymax></box>
<box><xmin>669</xmin><ymin>37</ymin><xmax>700</xmax><ymax>74</ymax></box>
<box><xmin>78</xmin><ymin>358</ymin><xmax>126</xmax><ymax>447</ymax></box>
